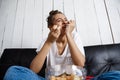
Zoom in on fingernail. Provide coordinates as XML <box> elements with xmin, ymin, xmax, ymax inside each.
<box><xmin>53</xmin><ymin>25</ymin><xmax>57</xmax><ymax>29</ymax></box>
<box><xmin>57</xmin><ymin>26</ymin><xmax>61</xmax><ymax>30</ymax></box>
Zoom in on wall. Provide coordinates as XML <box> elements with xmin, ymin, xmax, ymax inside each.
<box><xmin>0</xmin><ymin>0</ymin><xmax>120</xmax><ymax>56</ymax></box>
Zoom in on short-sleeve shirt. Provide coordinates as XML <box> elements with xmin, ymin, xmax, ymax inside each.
<box><xmin>36</xmin><ymin>31</ymin><xmax>85</xmax><ymax>67</ymax></box>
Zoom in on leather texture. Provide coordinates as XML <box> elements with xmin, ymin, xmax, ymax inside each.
<box><xmin>0</xmin><ymin>43</ymin><xmax>120</xmax><ymax>79</ymax></box>
<box><xmin>84</xmin><ymin>43</ymin><xmax>120</xmax><ymax>76</ymax></box>
<box><xmin>0</xmin><ymin>49</ymin><xmax>46</xmax><ymax>80</ymax></box>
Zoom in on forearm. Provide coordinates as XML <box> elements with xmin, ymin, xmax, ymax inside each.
<box><xmin>30</xmin><ymin>25</ymin><xmax>61</xmax><ymax>73</ymax></box>
<box><xmin>30</xmin><ymin>41</ymin><xmax>52</xmax><ymax>73</ymax></box>
<box><xmin>66</xmin><ymin>33</ymin><xmax>85</xmax><ymax>67</ymax></box>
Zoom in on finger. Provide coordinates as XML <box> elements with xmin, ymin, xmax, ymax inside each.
<box><xmin>52</xmin><ymin>25</ymin><xmax>57</xmax><ymax>31</ymax></box>
<box><xmin>69</xmin><ymin>20</ymin><xmax>72</xmax><ymax>22</ymax></box>
<box><xmin>51</xmin><ymin>30</ymin><xmax>60</xmax><ymax>38</ymax></box>
<box><xmin>55</xmin><ymin>26</ymin><xmax>61</xmax><ymax>35</ymax></box>
<box><xmin>57</xmin><ymin>26</ymin><xmax>61</xmax><ymax>30</ymax></box>
<box><xmin>54</xmin><ymin>28</ymin><xmax>60</xmax><ymax>33</ymax></box>
<box><xmin>67</xmin><ymin>20</ymin><xmax>72</xmax><ymax>25</ymax></box>
<box><xmin>53</xmin><ymin>26</ymin><xmax>61</xmax><ymax>33</ymax></box>
<box><xmin>69</xmin><ymin>20</ymin><xmax>74</xmax><ymax>23</ymax></box>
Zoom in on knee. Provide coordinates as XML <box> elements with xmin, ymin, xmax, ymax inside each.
<box><xmin>7</xmin><ymin>66</ymin><xmax>24</xmax><ymax>72</ymax></box>
<box><xmin>4</xmin><ymin>66</ymin><xmax>32</xmax><ymax>80</ymax></box>
<box><xmin>6</xmin><ymin>66</ymin><xmax>18</xmax><ymax>72</ymax></box>
<box><xmin>4</xmin><ymin>66</ymin><xmax>22</xmax><ymax>80</ymax></box>
<box><xmin>7</xmin><ymin>66</ymin><xmax>31</xmax><ymax>73</ymax></box>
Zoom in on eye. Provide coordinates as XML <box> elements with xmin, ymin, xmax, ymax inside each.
<box><xmin>65</xmin><ymin>19</ymin><xmax>68</xmax><ymax>22</ymax></box>
<box><xmin>64</xmin><ymin>18</ymin><xmax>68</xmax><ymax>22</ymax></box>
<box><xmin>56</xmin><ymin>19</ymin><xmax>62</xmax><ymax>23</ymax></box>
<box><xmin>65</xmin><ymin>18</ymin><xmax>68</xmax><ymax>21</ymax></box>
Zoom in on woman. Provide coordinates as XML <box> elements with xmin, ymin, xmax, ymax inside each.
<box><xmin>30</xmin><ymin>10</ymin><xmax>85</xmax><ymax>73</ymax></box>
<box><xmin>4</xmin><ymin>10</ymin><xmax>85</xmax><ymax>80</ymax></box>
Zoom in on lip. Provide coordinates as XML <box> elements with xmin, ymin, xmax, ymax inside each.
<box><xmin>62</xmin><ymin>25</ymin><xmax>66</xmax><ymax>28</ymax></box>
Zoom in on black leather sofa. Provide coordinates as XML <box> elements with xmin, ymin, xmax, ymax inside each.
<box><xmin>0</xmin><ymin>43</ymin><xmax>120</xmax><ymax>79</ymax></box>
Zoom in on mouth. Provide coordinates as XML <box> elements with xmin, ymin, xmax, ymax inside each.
<box><xmin>62</xmin><ymin>25</ymin><xmax>67</xmax><ymax>28</ymax></box>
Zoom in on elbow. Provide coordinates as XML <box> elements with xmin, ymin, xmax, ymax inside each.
<box><xmin>77</xmin><ymin>61</ymin><xmax>85</xmax><ymax>67</ymax></box>
<box><xmin>77</xmin><ymin>58</ymin><xmax>86</xmax><ymax>67</ymax></box>
<box><xmin>30</xmin><ymin>63</ymin><xmax>40</xmax><ymax>73</ymax></box>
<box><xmin>81</xmin><ymin>61</ymin><xmax>85</xmax><ymax>67</ymax></box>
<box><xmin>81</xmin><ymin>56</ymin><xmax>86</xmax><ymax>67</ymax></box>
<box><xmin>30</xmin><ymin>67</ymin><xmax>38</xmax><ymax>74</ymax></box>
<box><xmin>81</xmin><ymin>58</ymin><xmax>86</xmax><ymax>67</ymax></box>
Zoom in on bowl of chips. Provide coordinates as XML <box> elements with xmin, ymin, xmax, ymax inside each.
<box><xmin>45</xmin><ymin>64</ymin><xmax>86</xmax><ymax>80</ymax></box>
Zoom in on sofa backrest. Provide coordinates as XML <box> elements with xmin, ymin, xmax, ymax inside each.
<box><xmin>0</xmin><ymin>48</ymin><xmax>46</xmax><ymax>79</ymax></box>
<box><xmin>0</xmin><ymin>49</ymin><xmax>36</xmax><ymax>67</ymax></box>
<box><xmin>84</xmin><ymin>43</ymin><xmax>120</xmax><ymax>76</ymax></box>
<box><xmin>0</xmin><ymin>43</ymin><xmax>120</xmax><ymax>79</ymax></box>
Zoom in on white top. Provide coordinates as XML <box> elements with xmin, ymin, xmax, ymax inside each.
<box><xmin>36</xmin><ymin>31</ymin><xmax>85</xmax><ymax>67</ymax></box>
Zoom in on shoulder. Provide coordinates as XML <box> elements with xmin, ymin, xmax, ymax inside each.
<box><xmin>36</xmin><ymin>38</ymin><xmax>47</xmax><ymax>53</ymax></box>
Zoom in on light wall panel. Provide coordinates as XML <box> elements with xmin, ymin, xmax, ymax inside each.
<box><xmin>42</xmin><ymin>0</ymin><xmax>52</xmax><ymax>39</ymax></box>
<box><xmin>93</xmin><ymin>0</ymin><xmax>113</xmax><ymax>44</ymax></box>
<box><xmin>11</xmin><ymin>0</ymin><xmax>26</xmax><ymax>48</ymax></box>
<box><xmin>0</xmin><ymin>0</ymin><xmax>120</xmax><ymax>56</ymax></box>
<box><xmin>1</xmin><ymin>0</ymin><xmax>17</xmax><ymax>53</ymax></box>
<box><xmin>32</xmin><ymin>0</ymin><xmax>43</xmax><ymax>48</ymax></box>
<box><xmin>105</xmin><ymin>0</ymin><xmax>120</xmax><ymax>43</ymax></box>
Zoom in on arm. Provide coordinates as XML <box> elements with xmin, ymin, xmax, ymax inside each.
<box><xmin>66</xmin><ymin>33</ymin><xmax>85</xmax><ymax>67</ymax></box>
<box><xmin>66</xmin><ymin>20</ymin><xmax>85</xmax><ymax>67</ymax></box>
<box><xmin>30</xmin><ymin>41</ymin><xmax>52</xmax><ymax>73</ymax></box>
<box><xmin>30</xmin><ymin>25</ymin><xmax>61</xmax><ymax>73</ymax></box>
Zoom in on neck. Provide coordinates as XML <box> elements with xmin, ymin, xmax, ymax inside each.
<box><xmin>56</xmin><ymin>35</ymin><xmax>67</xmax><ymax>55</ymax></box>
<box><xmin>56</xmin><ymin>35</ymin><xmax>67</xmax><ymax>44</ymax></box>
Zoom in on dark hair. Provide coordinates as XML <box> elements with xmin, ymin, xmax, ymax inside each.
<box><xmin>47</xmin><ymin>10</ymin><xmax>63</xmax><ymax>27</ymax></box>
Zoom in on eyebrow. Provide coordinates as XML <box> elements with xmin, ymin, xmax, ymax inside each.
<box><xmin>55</xmin><ymin>18</ymin><xmax>67</xmax><ymax>22</ymax></box>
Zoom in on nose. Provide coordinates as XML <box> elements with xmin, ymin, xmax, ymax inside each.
<box><xmin>63</xmin><ymin>20</ymin><xmax>68</xmax><ymax>24</ymax></box>
<box><xmin>62</xmin><ymin>20</ymin><xmax>68</xmax><ymax>28</ymax></box>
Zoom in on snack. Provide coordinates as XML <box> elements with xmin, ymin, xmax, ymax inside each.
<box><xmin>49</xmin><ymin>73</ymin><xmax>82</xmax><ymax>80</ymax></box>
<box><xmin>46</xmin><ymin>65</ymin><xmax>86</xmax><ymax>80</ymax></box>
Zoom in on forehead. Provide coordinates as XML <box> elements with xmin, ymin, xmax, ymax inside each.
<box><xmin>53</xmin><ymin>13</ymin><xmax>66</xmax><ymax>20</ymax></box>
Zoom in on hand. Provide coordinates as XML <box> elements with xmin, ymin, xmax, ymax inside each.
<box><xmin>47</xmin><ymin>25</ymin><xmax>61</xmax><ymax>43</ymax></box>
<box><xmin>65</xmin><ymin>20</ymin><xmax>75</xmax><ymax>34</ymax></box>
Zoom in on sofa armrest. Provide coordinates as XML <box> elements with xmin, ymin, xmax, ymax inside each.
<box><xmin>84</xmin><ymin>44</ymin><xmax>120</xmax><ymax>76</ymax></box>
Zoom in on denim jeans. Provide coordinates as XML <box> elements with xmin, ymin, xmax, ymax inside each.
<box><xmin>91</xmin><ymin>71</ymin><xmax>120</xmax><ymax>80</ymax></box>
<box><xmin>4</xmin><ymin>66</ymin><xmax>45</xmax><ymax>80</ymax></box>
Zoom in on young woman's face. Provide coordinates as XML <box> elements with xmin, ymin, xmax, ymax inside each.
<box><xmin>52</xmin><ymin>13</ymin><xmax>68</xmax><ymax>35</ymax></box>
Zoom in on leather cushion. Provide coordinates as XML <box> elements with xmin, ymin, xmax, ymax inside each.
<box><xmin>0</xmin><ymin>48</ymin><xmax>46</xmax><ymax>79</ymax></box>
<box><xmin>84</xmin><ymin>44</ymin><xmax>120</xmax><ymax>76</ymax></box>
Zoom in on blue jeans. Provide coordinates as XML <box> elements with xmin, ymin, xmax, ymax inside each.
<box><xmin>4</xmin><ymin>66</ymin><xmax>45</xmax><ymax>80</ymax></box>
<box><xmin>91</xmin><ymin>71</ymin><xmax>120</xmax><ymax>80</ymax></box>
